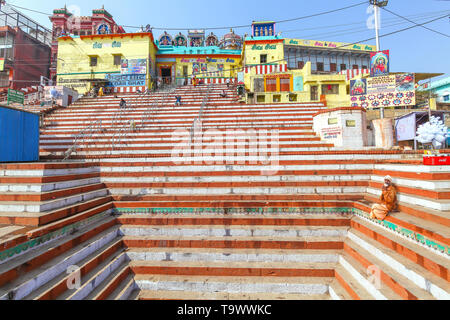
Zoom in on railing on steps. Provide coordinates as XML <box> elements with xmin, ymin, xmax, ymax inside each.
<box><xmin>62</xmin><ymin>119</ymin><xmax>104</xmax><ymax>161</ymax></box>
<box><xmin>190</xmin><ymin>84</ymin><xmax>212</xmax><ymax>141</ymax></box>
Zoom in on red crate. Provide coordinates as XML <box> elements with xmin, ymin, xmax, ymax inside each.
<box><xmin>423</xmin><ymin>156</ymin><xmax>450</xmax><ymax>166</ymax></box>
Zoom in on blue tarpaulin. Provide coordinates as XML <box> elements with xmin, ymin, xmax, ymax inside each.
<box><xmin>0</xmin><ymin>106</ymin><xmax>40</xmax><ymax>162</ymax></box>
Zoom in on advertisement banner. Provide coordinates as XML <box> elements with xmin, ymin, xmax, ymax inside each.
<box><xmin>351</xmin><ymin>73</ymin><xmax>415</xmax><ymax>108</ymax></box>
<box><xmin>121</xmin><ymin>59</ymin><xmax>147</xmax><ymax>75</ymax></box>
<box><xmin>370</xmin><ymin>50</ymin><xmax>390</xmax><ymax>77</ymax></box>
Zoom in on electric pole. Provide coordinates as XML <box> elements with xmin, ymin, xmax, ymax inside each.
<box><xmin>370</xmin><ymin>0</ymin><xmax>389</xmax><ymax>119</ymax></box>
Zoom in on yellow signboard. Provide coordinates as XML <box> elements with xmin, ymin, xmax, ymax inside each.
<box><xmin>284</xmin><ymin>38</ymin><xmax>376</xmax><ymax>52</ymax></box>
<box><xmin>0</xmin><ymin>58</ymin><xmax>4</xmax><ymax>72</ymax></box>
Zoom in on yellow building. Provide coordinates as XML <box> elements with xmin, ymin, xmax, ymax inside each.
<box><xmin>56</xmin><ymin>32</ymin><xmax>158</xmax><ymax>94</ymax></box>
<box><xmin>244</xmin><ymin>61</ymin><xmax>349</xmax><ymax>107</ymax></box>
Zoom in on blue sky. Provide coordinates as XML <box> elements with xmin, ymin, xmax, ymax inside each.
<box><xmin>6</xmin><ymin>0</ymin><xmax>450</xmax><ymax>79</ymax></box>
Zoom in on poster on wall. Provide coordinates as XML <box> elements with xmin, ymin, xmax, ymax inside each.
<box><xmin>192</xmin><ymin>63</ymin><xmax>200</xmax><ymax>75</ymax></box>
<box><xmin>201</xmin><ymin>63</ymin><xmax>208</xmax><ymax>72</ymax></box>
<box><xmin>351</xmin><ymin>73</ymin><xmax>415</xmax><ymax>109</ymax></box>
<box><xmin>121</xmin><ymin>59</ymin><xmax>147</xmax><ymax>74</ymax></box>
<box><xmin>350</xmin><ymin>79</ymin><xmax>367</xmax><ymax>96</ymax></box>
<box><xmin>370</xmin><ymin>50</ymin><xmax>389</xmax><ymax>77</ymax></box>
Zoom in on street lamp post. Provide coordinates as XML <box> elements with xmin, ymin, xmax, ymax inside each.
<box><xmin>370</xmin><ymin>0</ymin><xmax>389</xmax><ymax>119</ymax></box>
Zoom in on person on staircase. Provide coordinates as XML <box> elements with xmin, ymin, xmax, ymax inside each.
<box><xmin>370</xmin><ymin>175</ymin><xmax>397</xmax><ymax>220</ymax></box>
<box><xmin>119</xmin><ymin>98</ymin><xmax>127</xmax><ymax>109</ymax></box>
<box><xmin>220</xmin><ymin>89</ymin><xmax>227</xmax><ymax>98</ymax></box>
<box><xmin>174</xmin><ymin>95</ymin><xmax>182</xmax><ymax>107</ymax></box>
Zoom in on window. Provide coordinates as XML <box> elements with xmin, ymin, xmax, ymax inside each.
<box><xmin>317</xmin><ymin>62</ymin><xmax>324</xmax><ymax>72</ymax></box>
<box><xmin>340</xmin><ymin>64</ymin><xmax>346</xmax><ymax>71</ymax></box>
<box><xmin>113</xmin><ymin>55</ymin><xmax>122</xmax><ymax>66</ymax></box>
<box><xmin>260</xmin><ymin>54</ymin><xmax>267</xmax><ymax>64</ymax></box>
<box><xmin>280</xmin><ymin>78</ymin><xmax>290</xmax><ymax>92</ymax></box>
<box><xmin>444</xmin><ymin>95</ymin><xmax>449</xmax><ymax>102</ymax></box>
<box><xmin>321</xmin><ymin>84</ymin><xmax>339</xmax><ymax>95</ymax></box>
<box><xmin>266</xmin><ymin>78</ymin><xmax>277</xmax><ymax>92</ymax></box>
<box><xmin>330</xmin><ymin>63</ymin><xmax>337</xmax><ymax>72</ymax></box>
<box><xmin>90</xmin><ymin>56</ymin><xmax>98</xmax><ymax>67</ymax></box>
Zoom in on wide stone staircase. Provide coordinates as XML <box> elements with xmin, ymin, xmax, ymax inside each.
<box><xmin>0</xmin><ymin>84</ymin><xmax>448</xmax><ymax>300</ymax></box>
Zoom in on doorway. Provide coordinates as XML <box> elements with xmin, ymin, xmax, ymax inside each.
<box><xmin>161</xmin><ymin>67</ymin><xmax>172</xmax><ymax>84</ymax></box>
<box><xmin>310</xmin><ymin>85</ymin><xmax>318</xmax><ymax>101</ymax></box>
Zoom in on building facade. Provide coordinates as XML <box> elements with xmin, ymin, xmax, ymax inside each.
<box><xmin>56</xmin><ymin>32</ymin><xmax>157</xmax><ymax>95</ymax></box>
<box><xmin>155</xmin><ymin>29</ymin><xmax>243</xmax><ymax>85</ymax></box>
<box><xmin>49</xmin><ymin>6</ymin><xmax>125</xmax><ymax>81</ymax></box>
<box><xmin>0</xmin><ymin>3</ymin><xmax>51</xmax><ymax>92</ymax></box>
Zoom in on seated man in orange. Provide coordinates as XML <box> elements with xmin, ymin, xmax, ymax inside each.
<box><xmin>370</xmin><ymin>175</ymin><xmax>397</xmax><ymax>220</ymax></box>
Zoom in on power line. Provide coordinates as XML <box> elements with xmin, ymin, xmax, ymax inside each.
<box><xmin>279</xmin><ymin>9</ymin><xmax>450</xmax><ymax>34</ymax></box>
<box><xmin>381</xmin><ymin>7</ymin><xmax>450</xmax><ymax>38</ymax></box>
<box><xmin>8</xmin><ymin>1</ymin><xmax>367</xmax><ymax>32</ymax></box>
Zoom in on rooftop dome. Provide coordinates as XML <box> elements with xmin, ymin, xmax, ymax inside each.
<box><xmin>220</xmin><ymin>29</ymin><xmax>242</xmax><ymax>50</ymax></box>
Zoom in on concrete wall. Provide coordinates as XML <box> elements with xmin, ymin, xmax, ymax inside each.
<box><xmin>313</xmin><ymin>107</ymin><xmax>368</xmax><ymax>149</ymax></box>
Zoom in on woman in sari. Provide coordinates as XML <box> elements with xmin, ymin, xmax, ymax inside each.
<box><xmin>370</xmin><ymin>175</ymin><xmax>397</xmax><ymax>220</ymax></box>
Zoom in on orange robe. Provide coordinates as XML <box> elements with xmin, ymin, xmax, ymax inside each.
<box><xmin>370</xmin><ymin>185</ymin><xmax>397</xmax><ymax>220</ymax></box>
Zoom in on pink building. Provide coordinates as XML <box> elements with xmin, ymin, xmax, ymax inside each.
<box><xmin>49</xmin><ymin>6</ymin><xmax>125</xmax><ymax>80</ymax></box>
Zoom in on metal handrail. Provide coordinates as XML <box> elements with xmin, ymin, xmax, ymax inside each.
<box><xmin>190</xmin><ymin>83</ymin><xmax>212</xmax><ymax>141</ymax></box>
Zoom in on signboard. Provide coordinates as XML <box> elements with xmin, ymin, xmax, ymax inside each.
<box><xmin>7</xmin><ymin>89</ymin><xmax>24</xmax><ymax>105</ymax></box>
<box><xmin>121</xmin><ymin>59</ymin><xmax>147</xmax><ymax>75</ymax></box>
<box><xmin>351</xmin><ymin>73</ymin><xmax>416</xmax><ymax>109</ymax></box>
<box><xmin>284</xmin><ymin>38</ymin><xmax>376</xmax><ymax>52</ymax></box>
<box><xmin>105</xmin><ymin>74</ymin><xmax>146</xmax><ymax>87</ymax></box>
<box><xmin>370</xmin><ymin>50</ymin><xmax>389</xmax><ymax>77</ymax></box>
<box><xmin>395</xmin><ymin>112</ymin><xmax>417</xmax><ymax>142</ymax></box>
<box><xmin>0</xmin><ymin>58</ymin><xmax>4</xmax><ymax>72</ymax></box>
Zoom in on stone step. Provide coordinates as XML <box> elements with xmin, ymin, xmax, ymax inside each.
<box><xmin>125</xmin><ymin>247</ymin><xmax>341</xmax><ymax>264</ymax></box>
<box><xmin>0</xmin><ymin>172</ymin><xmax>100</xmax><ymax>185</ymax></box>
<box><xmin>343</xmin><ymin>238</ymin><xmax>436</xmax><ymax>300</ymax></box>
<box><xmin>0</xmin><ymin>188</ymin><xmax>108</xmax><ymax>213</ymax></box>
<box><xmin>339</xmin><ymin>251</ymin><xmax>401</xmax><ymax>300</ymax></box>
<box><xmin>119</xmin><ymin>225</ymin><xmax>349</xmax><ymax>239</ymax></box>
<box><xmin>26</xmin><ymin>238</ymin><xmax>123</xmax><ymax>300</ymax></box>
<box><xmin>366</xmin><ymin>187</ymin><xmax>450</xmax><ymax>211</ymax></box>
<box><xmin>350</xmin><ymin>217</ymin><xmax>450</xmax><ymax>297</ymax></box>
<box><xmin>106</xmin><ymin>274</ymin><xmax>136</xmax><ymax>300</ymax></box>
<box><xmin>137</xmin><ymin>289</ymin><xmax>331</xmax><ymax>300</ymax></box>
<box><xmin>0</xmin><ymin>221</ymin><xmax>119</xmax><ymax>299</ymax></box>
<box><xmin>106</xmin><ymin>185</ymin><xmax>367</xmax><ymax>196</ymax></box>
<box><xmin>61</xmin><ymin>251</ymin><xmax>128</xmax><ymax>300</ymax></box>
<box><xmin>0</xmin><ymin>180</ymin><xmax>103</xmax><ymax>196</ymax></box>
<box><xmin>354</xmin><ymin>199</ymin><xmax>450</xmax><ymax>243</ymax></box>
<box><xmin>85</xmin><ymin>261</ymin><xmax>130</xmax><ymax>300</ymax></box>
<box><xmin>334</xmin><ymin>264</ymin><xmax>374</xmax><ymax>300</ymax></box>
<box><xmin>122</xmin><ymin>235</ymin><xmax>344</xmax><ymax>250</ymax></box>
<box><xmin>0</xmin><ymin>196</ymin><xmax>112</xmax><ymax>227</ymax></box>
<box><xmin>101</xmin><ymin>174</ymin><xmax>371</xmax><ymax>184</ymax></box>
<box><xmin>369</xmin><ymin>181</ymin><xmax>450</xmax><ymax>200</ymax></box>
<box><xmin>360</xmin><ymin>196</ymin><xmax>450</xmax><ymax>227</ymax></box>
<box><xmin>370</xmin><ymin>175</ymin><xmax>450</xmax><ymax>191</ymax></box>
<box><xmin>134</xmin><ymin>274</ymin><xmax>333</xmax><ymax>297</ymax></box>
